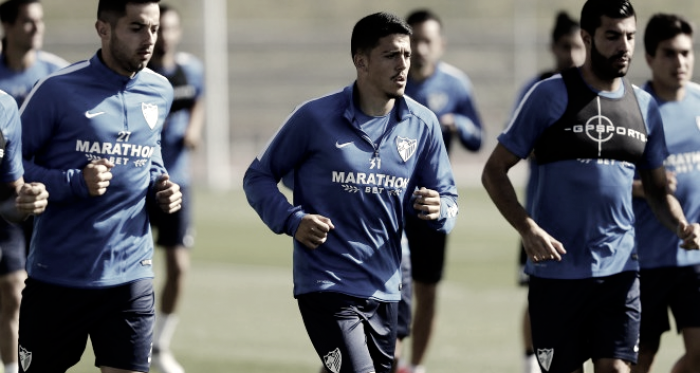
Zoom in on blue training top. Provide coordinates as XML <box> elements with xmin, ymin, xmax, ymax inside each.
<box><xmin>634</xmin><ymin>81</ymin><xmax>700</xmax><ymax>269</ymax></box>
<box><xmin>0</xmin><ymin>92</ymin><xmax>23</xmax><ymax>184</ymax></box>
<box><xmin>405</xmin><ymin>62</ymin><xmax>483</xmax><ymax>153</ymax></box>
<box><xmin>148</xmin><ymin>52</ymin><xmax>204</xmax><ymax>186</ymax></box>
<box><xmin>244</xmin><ymin>83</ymin><xmax>459</xmax><ymax>301</ymax></box>
<box><xmin>499</xmin><ymin>69</ymin><xmax>667</xmax><ymax>279</ymax></box>
<box><xmin>21</xmin><ymin>51</ymin><xmax>173</xmax><ymax>288</ymax></box>
<box><xmin>0</xmin><ymin>50</ymin><xmax>69</xmax><ymax>108</ymax></box>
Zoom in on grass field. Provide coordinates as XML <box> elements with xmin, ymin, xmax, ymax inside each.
<box><xmin>65</xmin><ymin>186</ymin><xmax>684</xmax><ymax>373</ymax></box>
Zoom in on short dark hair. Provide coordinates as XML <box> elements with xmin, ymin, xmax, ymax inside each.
<box><xmin>159</xmin><ymin>3</ymin><xmax>177</xmax><ymax>17</ymax></box>
<box><xmin>405</xmin><ymin>9</ymin><xmax>443</xmax><ymax>29</ymax></box>
<box><xmin>351</xmin><ymin>12</ymin><xmax>412</xmax><ymax>58</ymax></box>
<box><xmin>0</xmin><ymin>0</ymin><xmax>39</xmax><ymax>25</ymax></box>
<box><xmin>580</xmin><ymin>0</ymin><xmax>635</xmax><ymax>36</ymax></box>
<box><xmin>551</xmin><ymin>11</ymin><xmax>580</xmax><ymax>43</ymax></box>
<box><xmin>97</xmin><ymin>0</ymin><xmax>161</xmax><ymax>24</ymax></box>
<box><xmin>644</xmin><ymin>13</ymin><xmax>693</xmax><ymax>56</ymax></box>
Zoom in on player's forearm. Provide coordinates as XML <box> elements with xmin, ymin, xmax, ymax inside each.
<box><xmin>454</xmin><ymin>114</ymin><xmax>482</xmax><ymax>151</ymax></box>
<box><xmin>243</xmin><ymin>164</ymin><xmax>303</xmax><ymax>235</ymax></box>
<box><xmin>482</xmin><ymin>164</ymin><xmax>532</xmax><ymax>236</ymax></box>
<box><xmin>22</xmin><ymin>160</ymin><xmax>88</xmax><ymax>202</ymax></box>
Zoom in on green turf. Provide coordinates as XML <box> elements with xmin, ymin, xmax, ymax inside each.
<box><xmin>65</xmin><ymin>186</ymin><xmax>684</xmax><ymax>373</ymax></box>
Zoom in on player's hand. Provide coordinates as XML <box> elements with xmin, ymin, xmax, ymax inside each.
<box><xmin>83</xmin><ymin>158</ymin><xmax>114</xmax><ymax>196</ymax></box>
<box><xmin>155</xmin><ymin>174</ymin><xmax>182</xmax><ymax>214</ymax></box>
<box><xmin>295</xmin><ymin>214</ymin><xmax>335</xmax><ymax>250</ymax></box>
<box><xmin>440</xmin><ymin>113</ymin><xmax>457</xmax><ymax>133</ymax></box>
<box><xmin>15</xmin><ymin>182</ymin><xmax>49</xmax><ymax>215</ymax></box>
<box><xmin>413</xmin><ymin>187</ymin><xmax>441</xmax><ymax>221</ymax></box>
<box><xmin>678</xmin><ymin>222</ymin><xmax>700</xmax><ymax>250</ymax></box>
<box><xmin>521</xmin><ymin>222</ymin><xmax>567</xmax><ymax>263</ymax></box>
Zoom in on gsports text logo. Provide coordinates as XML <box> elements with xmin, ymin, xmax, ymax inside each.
<box><xmin>564</xmin><ymin>97</ymin><xmax>646</xmax><ymax>157</ymax></box>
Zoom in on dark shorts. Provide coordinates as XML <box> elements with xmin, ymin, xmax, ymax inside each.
<box><xmin>517</xmin><ymin>242</ymin><xmax>529</xmax><ymax>286</ymax></box>
<box><xmin>528</xmin><ymin>271</ymin><xmax>640</xmax><ymax>373</ymax></box>
<box><xmin>638</xmin><ymin>265</ymin><xmax>700</xmax><ymax>345</ymax></box>
<box><xmin>297</xmin><ymin>292</ymin><xmax>398</xmax><ymax>373</ymax></box>
<box><xmin>18</xmin><ymin>277</ymin><xmax>155</xmax><ymax>373</ymax></box>
<box><xmin>150</xmin><ymin>186</ymin><xmax>194</xmax><ymax>248</ymax></box>
<box><xmin>397</xmin><ymin>247</ymin><xmax>412</xmax><ymax>340</ymax></box>
<box><xmin>405</xmin><ymin>213</ymin><xmax>447</xmax><ymax>284</ymax></box>
<box><xmin>0</xmin><ymin>220</ymin><xmax>27</xmax><ymax>275</ymax></box>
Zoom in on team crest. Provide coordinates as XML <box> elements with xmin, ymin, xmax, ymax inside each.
<box><xmin>142</xmin><ymin>102</ymin><xmax>159</xmax><ymax>130</ymax></box>
<box><xmin>427</xmin><ymin>92</ymin><xmax>448</xmax><ymax>113</ymax></box>
<box><xmin>537</xmin><ymin>348</ymin><xmax>553</xmax><ymax>371</ymax></box>
<box><xmin>323</xmin><ymin>348</ymin><xmax>342</xmax><ymax>373</ymax></box>
<box><xmin>396</xmin><ymin>136</ymin><xmax>417</xmax><ymax>162</ymax></box>
<box><xmin>19</xmin><ymin>345</ymin><xmax>32</xmax><ymax>371</ymax></box>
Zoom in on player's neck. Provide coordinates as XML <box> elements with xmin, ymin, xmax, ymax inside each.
<box><xmin>650</xmin><ymin>80</ymin><xmax>686</xmax><ymax>102</ymax></box>
<box><xmin>3</xmin><ymin>45</ymin><xmax>35</xmax><ymax>71</ymax></box>
<box><xmin>356</xmin><ymin>85</ymin><xmax>395</xmax><ymax>117</ymax></box>
<box><xmin>150</xmin><ymin>51</ymin><xmax>176</xmax><ymax>70</ymax></box>
<box><xmin>580</xmin><ymin>63</ymin><xmax>622</xmax><ymax>92</ymax></box>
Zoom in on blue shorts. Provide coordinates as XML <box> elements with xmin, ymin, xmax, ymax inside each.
<box><xmin>18</xmin><ymin>278</ymin><xmax>155</xmax><ymax>373</ymax></box>
<box><xmin>150</xmin><ymin>186</ymin><xmax>194</xmax><ymax>248</ymax></box>
<box><xmin>0</xmin><ymin>220</ymin><xmax>26</xmax><ymax>275</ymax></box>
<box><xmin>405</xmin><ymin>213</ymin><xmax>447</xmax><ymax>284</ymax></box>
<box><xmin>397</xmin><ymin>249</ymin><xmax>412</xmax><ymax>340</ymax></box>
<box><xmin>297</xmin><ymin>292</ymin><xmax>398</xmax><ymax>373</ymax></box>
<box><xmin>639</xmin><ymin>265</ymin><xmax>700</xmax><ymax>345</ymax></box>
<box><xmin>528</xmin><ymin>271</ymin><xmax>640</xmax><ymax>373</ymax></box>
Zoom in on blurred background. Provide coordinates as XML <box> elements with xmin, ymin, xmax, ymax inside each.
<box><xmin>33</xmin><ymin>1</ymin><xmax>700</xmax><ymax>372</ymax></box>
<box><xmin>41</xmin><ymin>0</ymin><xmax>700</xmax><ymax>191</ymax></box>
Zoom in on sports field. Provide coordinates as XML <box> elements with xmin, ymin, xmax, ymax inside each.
<box><xmin>64</xmin><ymin>186</ymin><xmax>684</xmax><ymax>373</ymax></box>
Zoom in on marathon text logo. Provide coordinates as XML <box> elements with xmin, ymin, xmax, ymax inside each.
<box><xmin>332</xmin><ymin>171</ymin><xmax>408</xmax><ymax>196</ymax></box>
<box><xmin>665</xmin><ymin>151</ymin><xmax>700</xmax><ymax>174</ymax></box>
<box><xmin>76</xmin><ymin>140</ymin><xmax>155</xmax><ymax>166</ymax></box>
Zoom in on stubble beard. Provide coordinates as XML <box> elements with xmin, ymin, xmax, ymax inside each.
<box><xmin>590</xmin><ymin>38</ymin><xmax>630</xmax><ymax>80</ymax></box>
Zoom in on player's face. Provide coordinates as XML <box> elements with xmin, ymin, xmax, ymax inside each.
<box><xmin>588</xmin><ymin>15</ymin><xmax>636</xmax><ymax>80</ymax></box>
<box><xmin>107</xmin><ymin>3</ymin><xmax>160</xmax><ymax>76</ymax></box>
<box><xmin>646</xmin><ymin>34</ymin><xmax>694</xmax><ymax>91</ymax></box>
<box><xmin>552</xmin><ymin>31</ymin><xmax>585</xmax><ymax>71</ymax></box>
<box><xmin>410</xmin><ymin>19</ymin><xmax>444</xmax><ymax>72</ymax></box>
<box><xmin>363</xmin><ymin>34</ymin><xmax>411</xmax><ymax>99</ymax></box>
<box><xmin>154</xmin><ymin>9</ymin><xmax>181</xmax><ymax>58</ymax></box>
<box><xmin>5</xmin><ymin>3</ymin><xmax>44</xmax><ymax>51</ymax></box>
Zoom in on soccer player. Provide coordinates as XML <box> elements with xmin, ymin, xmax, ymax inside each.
<box><xmin>632</xmin><ymin>13</ymin><xmax>700</xmax><ymax>373</ymax></box>
<box><xmin>243</xmin><ymin>12</ymin><xmax>458</xmax><ymax>373</ymax></box>
<box><xmin>398</xmin><ymin>10</ymin><xmax>482</xmax><ymax>373</ymax></box>
<box><xmin>509</xmin><ymin>11</ymin><xmax>585</xmax><ymax>373</ymax></box>
<box><xmin>0</xmin><ymin>0</ymin><xmax>68</xmax><ymax>107</ymax></box>
<box><xmin>0</xmin><ymin>1</ymin><xmax>67</xmax><ymax>372</ymax></box>
<box><xmin>17</xmin><ymin>1</ymin><xmax>182</xmax><ymax>372</ymax></box>
<box><xmin>481</xmin><ymin>1</ymin><xmax>700</xmax><ymax>373</ymax></box>
<box><xmin>147</xmin><ymin>4</ymin><xmax>204</xmax><ymax>373</ymax></box>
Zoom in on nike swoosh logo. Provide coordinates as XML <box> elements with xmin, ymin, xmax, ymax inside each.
<box><xmin>335</xmin><ymin>141</ymin><xmax>353</xmax><ymax>149</ymax></box>
<box><xmin>85</xmin><ymin>111</ymin><xmax>105</xmax><ymax>119</ymax></box>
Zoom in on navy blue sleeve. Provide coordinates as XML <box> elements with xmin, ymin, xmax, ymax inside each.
<box><xmin>410</xmin><ymin>113</ymin><xmax>459</xmax><ymax>234</ymax></box>
<box><xmin>452</xmin><ymin>76</ymin><xmax>483</xmax><ymax>151</ymax></box>
<box><xmin>21</xmin><ymin>80</ymin><xmax>91</xmax><ymax>202</ymax></box>
<box><xmin>243</xmin><ymin>105</ymin><xmax>312</xmax><ymax>236</ymax></box>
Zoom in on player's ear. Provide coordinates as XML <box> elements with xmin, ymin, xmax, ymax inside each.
<box><xmin>95</xmin><ymin>19</ymin><xmax>110</xmax><ymax>40</ymax></box>
<box><xmin>353</xmin><ymin>53</ymin><xmax>367</xmax><ymax>71</ymax></box>
<box><xmin>580</xmin><ymin>29</ymin><xmax>592</xmax><ymax>49</ymax></box>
